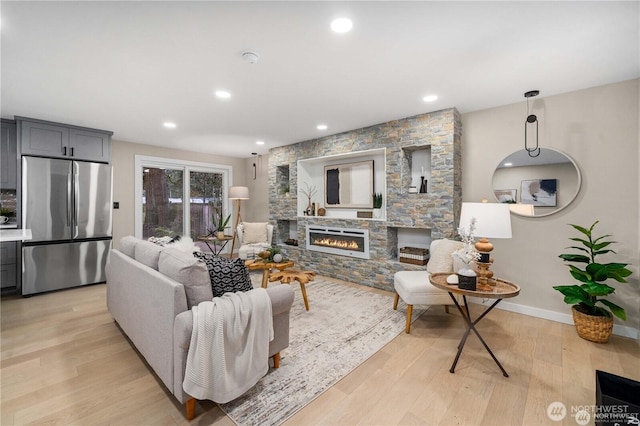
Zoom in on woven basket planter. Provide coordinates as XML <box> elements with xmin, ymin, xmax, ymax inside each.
<box><xmin>571</xmin><ymin>305</ymin><xmax>613</xmax><ymax>343</ymax></box>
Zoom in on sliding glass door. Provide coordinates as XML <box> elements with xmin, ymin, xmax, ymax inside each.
<box><xmin>189</xmin><ymin>171</ymin><xmax>225</xmax><ymax>239</ymax></box>
<box><xmin>135</xmin><ymin>156</ymin><xmax>232</xmax><ymax>240</ymax></box>
<box><xmin>142</xmin><ymin>167</ymin><xmax>184</xmax><ymax>238</ymax></box>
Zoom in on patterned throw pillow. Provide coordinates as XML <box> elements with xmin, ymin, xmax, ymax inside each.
<box><xmin>193</xmin><ymin>252</ymin><xmax>253</xmax><ymax>297</ymax></box>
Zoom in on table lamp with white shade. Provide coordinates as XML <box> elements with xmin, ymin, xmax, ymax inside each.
<box><xmin>459</xmin><ymin>201</ymin><xmax>512</xmax><ymax>286</ymax></box>
<box><xmin>229</xmin><ymin>186</ymin><xmax>249</xmax><ymax>258</ymax></box>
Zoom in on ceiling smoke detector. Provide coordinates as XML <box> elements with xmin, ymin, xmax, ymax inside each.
<box><xmin>242</xmin><ymin>51</ymin><xmax>259</xmax><ymax>64</ymax></box>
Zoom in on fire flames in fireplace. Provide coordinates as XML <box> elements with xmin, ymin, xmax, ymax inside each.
<box><xmin>313</xmin><ymin>237</ymin><xmax>361</xmax><ymax>251</ymax></box>
<box><xmin>306</xmin><ymin>226</ymin><xmax>370</xmax><ymax>259</ymax></box>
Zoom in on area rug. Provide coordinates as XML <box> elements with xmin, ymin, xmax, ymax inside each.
<box><xmin>218</xmin><ymin>275</ymin><xmax>425</xmax><ymax>425</ymax></box>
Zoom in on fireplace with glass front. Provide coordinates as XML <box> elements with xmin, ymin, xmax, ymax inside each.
<box><xmin>305</xmin><ymin>226</ymin><xmax>370</xmax><ymax>260</ymax></box>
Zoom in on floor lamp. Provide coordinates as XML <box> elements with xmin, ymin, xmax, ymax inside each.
<box><xmin>229</xmin><ymin>186</ymin><xmax>249</xmax><ymax>258</ymax></box>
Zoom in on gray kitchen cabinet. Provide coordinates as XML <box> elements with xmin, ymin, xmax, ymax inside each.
<box><xmin>0</xmin><ymin>241</ymin><xmax>17</xmax><ymax>289</ymax></box>
<box><xmin>18</xmin><ymin>117</ymin><xmax>112</xmax><ymax>163</ymax></box>
<box><xmin>1</xmin><ymin>120</ymin><xmax>17</xmax><ymax>189</ymax></box>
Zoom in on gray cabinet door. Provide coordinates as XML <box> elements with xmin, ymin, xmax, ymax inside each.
<box><xmin>18</xmin><ymin>118</ymin><xmax>111</xmax><ymax>163</ymax></box>
<box><xmin>20</xmin><ymin>120</ymin><xmax>69</xmax><ymax>157</ymax></box>
<box><xmin>1</xmin><ymin>120</ymin><xmax>17</xmax><ymax>189</ymax></box>
<box><xmin>0</xmin><ymin>241</ymin><xmax>17</xmax><ymax>288</ymax></box>
<box><xmin>69</xmin><ymin>128</ymin><xmax>110</xmax><ymax>162</ymax></box>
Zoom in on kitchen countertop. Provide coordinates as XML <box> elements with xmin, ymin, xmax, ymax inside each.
<box><xmin>0</xmin><ymin>229</ymin><xmax>33</xmax><ymax>242</ymax></box>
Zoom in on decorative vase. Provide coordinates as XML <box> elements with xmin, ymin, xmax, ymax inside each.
<box><xmin>457</xmin><ymin>266</ymin><xmax>477</xmax><ymax>291</ymax></box>
<box><xmin>373</xmin><ymin>208</ymin><xmax>382</xmax><ymax>219</ymax></box>
<box><xmin>216</xmin><ymin>231</ymin><xmax>225</xmax><ymax>239</ymax></box>
<box><xmin>419</xmin><ymin>176</ymin><xmax>428</xmax><ymax>193</ymax></box>
<box><xmin>571</xmin><ymin>305</ymin><xmax>613</xmax><ymax>343</ymax></box>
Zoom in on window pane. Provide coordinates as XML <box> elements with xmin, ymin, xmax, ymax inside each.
<box><xmin>142</xmin><ymin>167</ymin><xmax>183</xmax><ymax>238</ymax></box>
<box><xmin>190</xmin><ymin>171</ymin><xmax>224</xmax><ymax>239</ymax></box>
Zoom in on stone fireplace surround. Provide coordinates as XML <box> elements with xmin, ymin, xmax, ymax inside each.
<box><xmin>268</xmin><ymin>108</ymin><xmax>462</xmax><ymax>292</ymax></box>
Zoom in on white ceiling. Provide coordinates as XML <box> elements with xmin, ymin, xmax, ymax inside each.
<box><xmin>1</xmin><ymin>1</ymin><xmax>638</xmax><ymax>158</ymax></box>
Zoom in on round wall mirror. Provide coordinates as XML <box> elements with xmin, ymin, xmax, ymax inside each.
<box><xmin>492</xmin><ymin>148</ymin><xmax>581</xmax><ymax>217</ymax></box>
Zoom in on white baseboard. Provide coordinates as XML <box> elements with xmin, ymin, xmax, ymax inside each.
<box><xmin>472</xmin><ymin>298</ymin><xmax>639</xmax><ymax>340</ymax></box>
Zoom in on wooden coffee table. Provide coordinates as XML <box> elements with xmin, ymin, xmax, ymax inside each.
<box><xmin>269</xmin><ymin>270</ymin><xmax>315</xmax><ymax>311</ymax></box>
<box><xmin>245</xmin><ymin>259</ymin><xmax>294</xmax><ymax>288</ymax></box>
<box><xmin>430</xmin><ymin>272</ymin><xmax>520</xmax><ymax>377</ymax></box>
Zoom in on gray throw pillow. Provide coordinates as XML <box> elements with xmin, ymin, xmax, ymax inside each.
<box><xmin>193</xmin><ymin>252</ymin><xmax>253</xmax><ymax>297</ymax></box>
<box><xmin>159</xmin><ymin>248</ymin><xmax>213</xmax><ymax>308</ymax></box>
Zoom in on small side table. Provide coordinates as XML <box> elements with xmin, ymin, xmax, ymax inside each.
<box><xmin>197</xmin><ymin>235</ymin><xmax>233</xmax><ymax>256</ymax></box>
<box><xmin>429</xmin><ymin>272</ymin><xmax>520</xmax><ymax>377</ymax></box>
<box><xmin>245</xmin><ymin>259</ymin><xmax>294</xmax><ymax>288</ymax></box>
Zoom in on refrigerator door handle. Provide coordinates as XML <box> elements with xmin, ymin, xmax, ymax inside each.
<box><xmin>67</xmin><ymin>167</ymin><xmax>73</xmax><ymax>227</ymax></box>
<box><xmin>73</xmin><ymin>165</ymin><xmax>79</xmax><ymax>234</ymax></box>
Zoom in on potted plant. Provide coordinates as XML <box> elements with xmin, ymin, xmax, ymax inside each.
<box><xmin>210</xmin><ymin>207</ymin><xmax>231</xmax><ymax>240</ymax></box>
<box><xmin>372</xmin><ymin>192</ymin><xmax>383</xmax><ymax>218</ymax></box>
<box><xmin>553</xmin><ymin>221</ymin><xmax>633</xmax><ymax>343</ymax></box>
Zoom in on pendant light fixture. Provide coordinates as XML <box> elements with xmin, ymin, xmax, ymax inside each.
<box><xmin>524</xmin><ymin>90</ymin><xmax>541</xmax><ymax>157</ymax></box>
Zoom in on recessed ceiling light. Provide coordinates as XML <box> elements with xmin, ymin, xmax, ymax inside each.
<box><xmin>215</xmin><ymin>90</ymin><xmax>231</xmax><ymax>99</ymax></box>
<box><xmin>163</xmin><ymin>122</ymin><xmax>176</xmax><ymax>129</ymax></box>
<box><xmin>331</xmin><ymin>18</ymin><xmax>353</xmax><ymax>33</ymax></box>
<box><xmin>317</xmin><ymin>124</ymin><xmax>328</xmax><ymax>130</ymax></box>
<box><xmin>256</xmin><ymin>141</ymin><xmax>265</xmax><ymax>145</ymax></box>
<box><xmin>422</xmin><ymin>95</ymin><xmax>438</xmax><ymax>102</ymax></box>
<box><xmin>504</xmin><ymin>162</ymin><xmax>513</xmax><ymax>167</ymax></box>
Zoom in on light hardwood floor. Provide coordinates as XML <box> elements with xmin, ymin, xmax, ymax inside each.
<box><xmin>1</xmin><ymin>280</ymin><xmax>638</xmax><ymax>425</ymax></box>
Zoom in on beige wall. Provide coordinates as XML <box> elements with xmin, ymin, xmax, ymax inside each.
<box><xmin>111</xmin><ymin>140</ymin><xmax>248</xmax><ymax>248</ymax></box>
<box><xmin>242</xmin><ymin>154</ymin><xmax>269</xmax><ymax>223</ymax></box>
<box><xmin>462</xmin><ymin>79</ymin><xmax>639</xmax><ymax>335</ymax></box>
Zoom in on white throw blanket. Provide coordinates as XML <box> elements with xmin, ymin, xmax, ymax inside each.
<box><xmin>183</xmin><ymin>288</ymin><xmax>273</xmax><ymax>403</ymax></box>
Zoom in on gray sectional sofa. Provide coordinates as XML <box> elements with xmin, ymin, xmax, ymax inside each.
<box><xmin>105</xmin><ymin>236</ymin><xmax>294</xmax><ymax>420</ymax></box>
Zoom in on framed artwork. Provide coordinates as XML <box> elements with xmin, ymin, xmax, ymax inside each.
<box><xmin>521</xmin><ymin>179</ymin><xmax>557</xmax><ymax>206</ymax></box>
<box><xmin>324</xmin><ymin>160</ymin><xmax>374</xmax><ymax>208</ymax></box>
<box><xmin>494</xmin><ymin>189</ymin><xmax>517</xmax><ymax>204</ymax></box>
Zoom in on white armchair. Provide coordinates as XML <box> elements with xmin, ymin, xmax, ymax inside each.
<box><xmin>393</xmin><ymin>238</ymin><xmax>465</xmax><ymax>333</ymax></box>
<box><xmin>236</xmin><ymin>222</ymin><xmax>274</xmax><ymax>260</ymax></box>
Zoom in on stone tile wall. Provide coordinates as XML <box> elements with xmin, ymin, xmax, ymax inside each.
<box><xmin>269</xmin><ymin>108</ymin><xmax>461</xmax><ymax>291</ymax></box>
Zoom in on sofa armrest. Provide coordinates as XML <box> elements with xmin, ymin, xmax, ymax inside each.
<box><xmin>265</xmin><ymin>284</ymin><xmax>295</xmax><ymax>315</ymax></box>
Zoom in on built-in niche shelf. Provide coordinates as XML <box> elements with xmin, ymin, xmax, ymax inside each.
<box><xmin>275</xmin><ymin>219</ymin><xmax>298</xmax><ymax>246</ymax></box>
<box><xmin>401</xmin><ymin>145</ymin><xmax>432</xmax><ymax>195</ymax></box>
<box><xmin>387</xmin><ymin>225</ymin><xmax>431</xmax><ymax>262</ymax></box>
<box><xmin>297</xmin><ymin>148</ymin><xmax>386</xmax><ymax>220</ymax></box>
<box><xmin>276</xmin><ymin>165</ymin><xmax>290</xmax><ymax>195</ymax></box>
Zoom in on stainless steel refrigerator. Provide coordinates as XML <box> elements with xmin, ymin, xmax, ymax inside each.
<box><xmin>21</xmin><ymin>156</ymin><xmax>112</xmax><ymax>295</ymax></box>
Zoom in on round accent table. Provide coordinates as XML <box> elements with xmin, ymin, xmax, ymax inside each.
<box><xmin>429</xmin><ymin>272</ymin><xmax>520</xmax><ymax>377</ymax></box>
